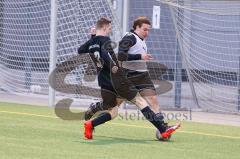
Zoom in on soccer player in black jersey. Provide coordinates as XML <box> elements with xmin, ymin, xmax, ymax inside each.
<box><xmin>78</xmin><ymin>17</ymin><xmax>180</xmax><ymax>140</ymax></box>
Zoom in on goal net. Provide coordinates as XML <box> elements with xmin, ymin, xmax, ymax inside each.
<box><xmin>1</xmin><ymin>0</ymin><xmax>240</xmax><ymax>113</ymax></box>
<box><xmin>156</xmin><ymin>0</ymin><xmax>240</xmax><ymax>113</ymax></box>
<box><xmin>0</xmin><ymin>0</ymin><xmax>121</xmax><ymax>106</ymax></box>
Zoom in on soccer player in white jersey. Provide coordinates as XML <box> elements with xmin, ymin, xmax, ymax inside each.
<box><xmin>118</xmin><ymin>16</ymin><xmax>160</xmax><ymax>113</ymax></box>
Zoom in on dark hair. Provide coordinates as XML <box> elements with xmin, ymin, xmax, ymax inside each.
<box><xmin>96</xmin><ymin>17</ymin><xmax>111</xmax><ymax>29</ymax></box>
<box><xmin>133</xmin><ymin>16</ymin><xmax>151</xmax><ymax>30</ymax></box>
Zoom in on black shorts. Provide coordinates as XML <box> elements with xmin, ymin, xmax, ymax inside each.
<box><xmin>100</xmin><ymin>84</ymin><xmax>137</xmax><ymax>109</ymax></box>
<box><xmin>100</xmin><ymin>68</ymin><xmax>148</xmax><ymax>109</ymax></box>
<box><xmin>101</xmin><ymin>86</ymin><xmax>118</xmax><ymax>109</ymax></box>
<box><xmin>110</xmin><ymin>67</ymin><xmax>138</xmax><ymax>101</ymax></box>
<box><xmin>127</xmin><ymin>71</ymin><xmax>155</xmax><ymax>91</ymax></box>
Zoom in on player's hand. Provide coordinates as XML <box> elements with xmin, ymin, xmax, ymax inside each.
<box><xmin>94</xmin><ymin>51</ymin><xmax>100</xmax><ymax>60</ymax></box>
<box><xmin>111</xmin><ymin>66</ymin><xmax>118</xmax><ymax>74</ymax></box>
<box><xmin>90</xmin><ymin>27</ymin><xmax>96</xmax><ymax>35</ymax></box>
<box><xmin>141</xmin><ymin>53</ymin><xmax>153</xmax><ymax>61</ymax></box>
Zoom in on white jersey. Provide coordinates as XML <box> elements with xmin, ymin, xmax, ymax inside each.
<box><xmin>122</xmin><ymin>32</ymin><xmax>148</xmax><ymax>72</ymax></box>
<box><xmin>128</xmin><ymin>32</ymin><xmax>147</xmax><ymax>55</ymax></box>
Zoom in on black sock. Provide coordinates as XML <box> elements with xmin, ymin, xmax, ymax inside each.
<box><xmin>92</xmin><ymin>112</ymin><xmax>112</xmax><ymax>127</ymax></box>
<box><xmin>156</xmin><ymin>112</ymin><xmax>165</xmax><ymax>120</ymax></box>
<box><xmin>141</xmin><ymin>106</ymin><xmax>167</xmax><ymax>133</ymax></box>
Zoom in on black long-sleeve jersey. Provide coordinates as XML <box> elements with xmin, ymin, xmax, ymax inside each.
<box><xmin>78</xmin><ymin>35</ymin><xmax>118</xmax><ymax>89</ymax></box>
<box><xmin>78</xmin><ymin>35</ymin><xmax>96</xmax><ymax>54</ymax></box>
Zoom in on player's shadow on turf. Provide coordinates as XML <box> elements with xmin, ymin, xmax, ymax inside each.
<box><xmin>78</xmin><ymin>135</ymin><xmax>163</xmax><ymax>145</ymax></box>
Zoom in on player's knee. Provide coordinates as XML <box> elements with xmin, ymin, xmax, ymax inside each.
<box><xmin>131</xmin><ymin>93</ymin><xmax>149</xmax><ymax>109</ymax></box>
<box><xmin>108</xmin><ymin>106</ymin><xmax>118</xmax><ymax>119</ymax></box>
<box><xmin>151</xmin><ymin>95</ymin><xmax>158</xmax><ymax>104</ymax></box>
